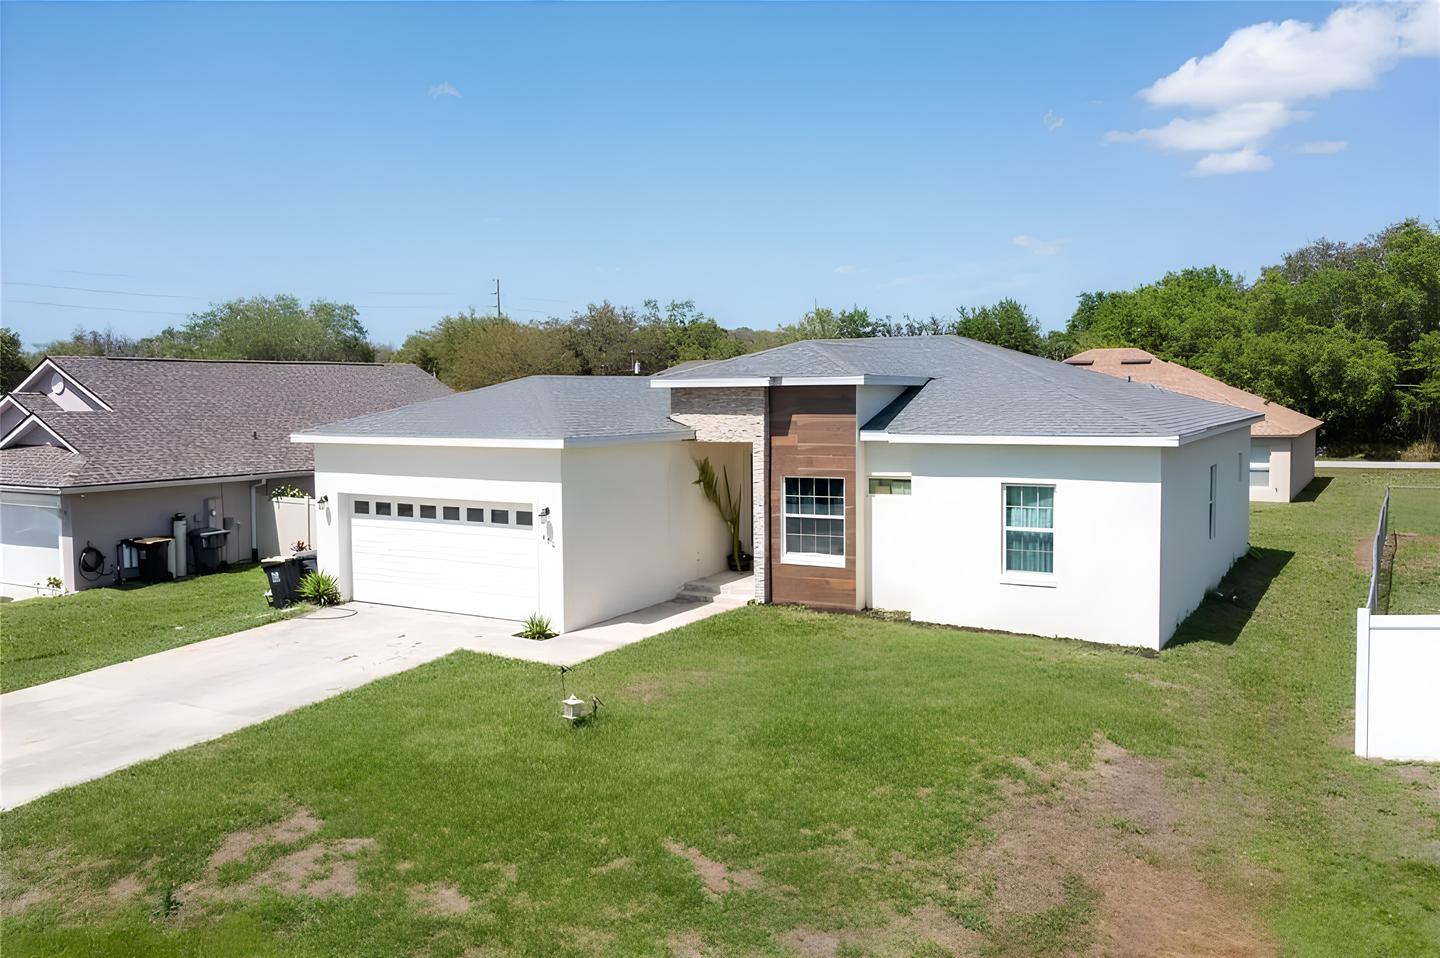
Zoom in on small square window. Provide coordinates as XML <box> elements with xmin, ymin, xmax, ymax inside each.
<box><xmin>353</xmin><ymin>500</ymin><xmax>370</xmax><ymax>515</ymax></box>
<box><xmin>869</xmin><ymin>478</ymin><xmax>912</xmax><ymax>495</ymax></box>
<box><xmin>374</xmin><ymin>501</ymin><xmax>392</xmax><ymax>516</ymax></box>
<box><xmin>517</xmin><ymin>510</ymin><xmax>533</xmax><ymax>527</ymax></box>
<box><xmin>397</xmin><ymin>503</ymin><xmax>414</xmax><ymax>518</ymax></box>
<box><xmin>443</xmin><ymin>506</ymin><xmax>460</xmax><ymax>521</ymax></box>
<box><xmin>420</xmin><ymin>504</ymin><xmax>436</xmax><ymax>519</ymax></box>
<box><xmin>492</xmin><ymin>509</ymin><xmax>510</xmax><ymax>525</ymax></box>
<box><xmin>466</xmin><ymin>508</ymin><xmax>485</xmax><ymax>522</ymax></box>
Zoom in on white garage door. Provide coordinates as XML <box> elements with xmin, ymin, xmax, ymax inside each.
<box><xmin>1</xmin><ymin>494</ymin><xmax>63</xmax><ymax>600</ymax></box>
<box><xmin>349</xmin><ymin>496</ymin><xmax>537</xmax><ymax>621</ymax></box>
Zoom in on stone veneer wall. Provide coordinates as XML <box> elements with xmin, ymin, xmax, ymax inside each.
<box><xmin>669</xmin><ymin>387</ymin><xmax>769</xmax><ymax>603</ymax></box>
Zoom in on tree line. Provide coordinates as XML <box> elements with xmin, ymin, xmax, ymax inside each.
<box><xmin>3</xmin><ymin>218</ymin><xmax>1435</xmax><ymax>449</ymax></box>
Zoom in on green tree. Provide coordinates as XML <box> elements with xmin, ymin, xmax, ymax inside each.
<box><xmin>561</xmin><ymin>302</ymin><xmax>641</xmax><ymax>375</ymax></box>
<box><xmin>1</xmin><ymin>327</ymin><xmax>32</xmax><ymax>393</ymax></box>
<box><xmin>951</xmin><ymin>299</ymin><xmax>1045</xmax><ymax>355</ymax></box>
<box><xmin>33</xmin><ymin>325</ymin><xmax>144</xmax><ymax>358</ymax></box>
<box><xmin>395</xmin><ymin>311</ymin><xmax>491</xmax><ymax>380</ymax></box>
<box><xmin>448</xmin><ymin>319</ymin><xmax>579</xmax><ymax>390</ymax></box>
<box><xmin>775</xmin><ymin>306</ymin><xmax>875</xmax><ymax>342</ymax></box>
<box><xmin>145</xmin><ymin>295</ymin><xmax>375</xmax><ymax>362</ymax></box>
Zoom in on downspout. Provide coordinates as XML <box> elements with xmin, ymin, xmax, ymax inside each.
<box><xmin>250</xmin><ymin>479</ymin><xmax>265</xmax><ymax>562</ymax></box>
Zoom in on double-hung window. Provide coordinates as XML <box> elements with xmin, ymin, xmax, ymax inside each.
<box><xmin>783</xmin><ymin>476</ymin><xmax>844</xmax><ymax>564</ymax></box>
<box><xmin>1003</xmin><ymin>485</ymin><xmax>1054</xmax><ymax>574</ymax></box>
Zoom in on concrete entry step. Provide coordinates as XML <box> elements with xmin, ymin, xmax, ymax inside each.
<box><xmin>676</xmin><ymin>570</ymin><xmax>754</xmax><ymax>605</ymax></box>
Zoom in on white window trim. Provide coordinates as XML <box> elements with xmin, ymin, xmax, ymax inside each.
<box><xmin>1000</xmin><ymin>482</ymin><xmax>1056</xmax><ymax>585</ymax></box>
<box><xmin>782</xmin><ymin>476</ymin><xmax>846</xmax><ymax>568</ymax></box>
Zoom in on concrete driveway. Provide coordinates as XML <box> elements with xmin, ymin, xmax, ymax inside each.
<box><xmin>1</xmin><ymin>595</ymin><xmax>741</xmax><ymax>810</ymax></box>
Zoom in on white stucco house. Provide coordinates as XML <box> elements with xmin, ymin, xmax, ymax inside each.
<box><xmin>294</xmin><ymin>336</ymin><xmax>1260</xmax><ymax>650</ymax></box>
<box><xmin>0</xmin><ymin>356</ymin><xmax>449</xmax><ymax>599</ymax></box>
<box><xmin>1065</xmin><ymin>348</ymin><xmax>1323</xmax><ymax>502</ymax></box>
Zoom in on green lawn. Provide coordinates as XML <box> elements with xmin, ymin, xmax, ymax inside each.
<box><xmin>1383</xmin><ymin>484</ymin><xmax>1440</xmax><ymax>614</ymax></box>
<box><xmin>0</xmin><ymin>565</ymin><xmax>301</xmax><ymax>693</ymax></box>
<box><xmin>2</xmin><ymin>471</ymin><xmax>1438</xmax><ymax>956</ymax></box>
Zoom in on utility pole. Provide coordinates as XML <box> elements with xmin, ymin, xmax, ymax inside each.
<box><xmin>493</xmin><ymin>279</ymin><xmax>501</xmax><ymax>318</ymax></box>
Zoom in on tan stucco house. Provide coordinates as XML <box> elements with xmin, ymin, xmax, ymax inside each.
<box><xmin>0</xmin><ymin>356</ymin><xmax>449</xmax><ymax>599</ymax></box>
<box><xmin>1064</xmin><ymin>348</ymin><xmax>1323</xmax><ymax>502</ymax></box>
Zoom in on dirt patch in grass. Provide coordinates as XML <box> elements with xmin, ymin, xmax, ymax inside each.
<box><xmin>410</xmin><ymin>882</ymin><xmax>472</xmax><ymax>916</ymax></box>
<box><xmin>1353</xmin><ymin>533</ymin><xmax>1396</xmax><ymax>575</ymax></box>
<box><xmin>667</xmin><ymin>930</ymin><xmax>708</xmax><ymax>957</ymax></box>
<box><xmin>620</xmin><ymin>670</ymin><xmax>716</xmax><ymax>705</ymax></box>
<box><xmin>0</xmin><ymin>886</ymin><xmax>49</xmax><ymax>918</ymax></box>
<box><xmin>662</xmin><ymin>838</ymin><xmax>762</xmax><ymax>897</ymax></box>
<box><xmin>967</xmin><ymin>736</ymin><xmax>1276</xmax><ymax>957</ymax></box>
<box><xmin>105</xmin><ymin>873</ymin><xmax>144</xmax><ymax>901</ymax></box>
<box><xmin>208</xmin><ymin>807</ymin><xmax>323</xmax><ymax>870</ymax></box>
<box><xmin>180</xmin><ymin>808</ymin><xmax>376</xmax><ymax>909</ymax></box>
<box><xmin>592</xmin><ymin>856</ymin><xmax>633</xmax><ymax>874</ymax></box>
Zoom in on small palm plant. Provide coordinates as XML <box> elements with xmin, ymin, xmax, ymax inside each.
<box><xmin>297</xmin><ymin>570</ymin><xmax>342</xmax><ymax>606</ymax></box>
<box><xmin>694</xmin><ymin>457</ymin><xmax>747</xmax><ymax>572</ymax></box>
<box><xmin>518</xmin><ymin>613</ymin><xmax>556</xmax><ymax>640</ymax></box>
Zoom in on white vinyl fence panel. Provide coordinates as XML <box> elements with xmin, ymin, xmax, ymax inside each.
<box><xmin>258</xmin><ymin>496</ymin><xmax>317</xmax><ymax>559</ymax></box>
<box><xmin>1355</xmin><ymin>610</ymin><xmax>1440</xmax><ymax>761</ymax></box>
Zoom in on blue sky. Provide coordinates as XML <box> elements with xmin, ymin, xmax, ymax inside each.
<box><xmin>3</xmin><ymin>2</ymin><xmax>1436</xmax><ymax>348</ymax></box>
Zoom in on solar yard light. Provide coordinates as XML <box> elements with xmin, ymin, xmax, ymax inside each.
<box><xmin>562</xmin><ymin>695</ymin><xmax>586</xmax><ymax>722</ymax></box>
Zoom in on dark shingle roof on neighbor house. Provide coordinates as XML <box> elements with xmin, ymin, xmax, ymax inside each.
<box><xmin>296</xmin><ymin>376</ymin><xmax>691</xmax><ymax>444</ymax></box>
<box><xmin>657</xmin><ymin>336</ymin><xmax>1262</xmax><ymax>441</ymax></box>
<box><xmin>0</xmin><ymin>356</ymin><xmax>451</xmax><ymax>489</ymax></box>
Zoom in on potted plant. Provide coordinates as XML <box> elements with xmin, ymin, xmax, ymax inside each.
<box><xmin>693</xmin><ymin>457</ymin><xmax>751</xmax><ymax>572</ymax></box>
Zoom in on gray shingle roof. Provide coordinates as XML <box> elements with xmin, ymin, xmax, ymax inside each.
<box><xmin>298</xmin><ymin>376</ymin><xmax>692</xmax><ymax>443</ymax></box>
<box><xmin>661</xmin><ymin>336</ymin><xmax>1260</xmax><ymax>440</ymax></box>
<box><xmin>1</xmin><ymin>357</ymin><xmax>451</xmax><ymax>489</ymax></box>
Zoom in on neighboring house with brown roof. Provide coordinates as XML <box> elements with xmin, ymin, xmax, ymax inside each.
<box><xmin>1064</xmin><ymin>348</ymin><xmax>1323</xmax><ymax>503</ymax></box>
<box><xmin>0</xmin><ymin>356</ymin><xmax>450</xmax><ymax>599</ymax></box>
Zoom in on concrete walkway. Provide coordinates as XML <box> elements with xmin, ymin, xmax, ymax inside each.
<box><xmin>1</xmin><ymin>590</ymin><xmax>746</xmax><ymax>810</ymax></box>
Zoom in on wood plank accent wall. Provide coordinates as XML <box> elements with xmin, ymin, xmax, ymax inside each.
<box><xmin>768</xmin><ymin>385</ymin><xmax>857</xmax><ymax>609</ymax></box>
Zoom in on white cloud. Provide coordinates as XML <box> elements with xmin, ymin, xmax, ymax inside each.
<box><xmin>1143</xmin><ymin>2</ymin><xmax>1438</xmax><ymax>110</ymax></box>
<box><xmin>427</xmin><ymin>81</ymin><xmax>462</xmax><ymax>99</ymax></box>
<box><xmin>1011</xmin><ymin>234</ymin><xmax>1071</xmax><ymax>256</ymax></box>
<box><xmin>1107</xmin><ymin>2</ymin><xmax>1438</xmax><ymax>176</ymax></box>
<box><xmin>1189</xmin><ymin>148</ymin><xmax>1275</xmax><ymax>177</ymax></box>
<box><xmin>1105</xmin><ymin>101</ymin><xmax>1307</xmax><ymax>152</ymax></box>
<box><xmin>1300</xmin><ymin>139</ymin><xmax>1349</xmax><ymax>155</ymax></box>
<box><xmin>833</xmin><ymin>265</ymin><xmax>858</xmax><ymax>274</ymax></box>
<box><xmin>1043</xmin><ymin>109</ymin><xmax>1064</xmax><ymax>132</ymax></box>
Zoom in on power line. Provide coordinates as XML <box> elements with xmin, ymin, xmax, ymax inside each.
<box><xmin>3</xmin><ymin>281</ymin><xmax>197</xmax><ymax>299</ymax></box>
<box><xmin>5</xmin><ymin>299</ymin><xmax>190</xmax><ymax>316</ymax></box>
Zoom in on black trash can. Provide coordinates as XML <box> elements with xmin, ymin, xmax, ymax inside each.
<box><xmin>188</xmin><ymin>527</ymin><xmax>229</xmax><ymax>574</ymax></box>
<box><xmin>261</xmin><ymin>556</ymin><xmax>301</xmax><ymax>608</ymax></box>
<box><xmin>294</xmin><ymin>549</ymin><xmax>319</xmax><ymax>579</ymax></box>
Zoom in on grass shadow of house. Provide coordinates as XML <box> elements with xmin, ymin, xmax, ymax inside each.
<box><xmin>1167</xmin><ymin>546</ymin><xmax>1293</xmax><ymax>648</ymax></box>
<box><xmin>1294</xmin><ymin>476</ymin><xmax>1333</xmax><ymax>503</ymax></box>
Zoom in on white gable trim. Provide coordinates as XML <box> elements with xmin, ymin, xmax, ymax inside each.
<box><xmin>12</xmin><ymin>358</ymin><xmax>114</xmax><ymax>412</ymax></box>
<box><xmin>0</xmin><ymin>414</ymin><xmax>79</xmax><ymax>453</ymax></box>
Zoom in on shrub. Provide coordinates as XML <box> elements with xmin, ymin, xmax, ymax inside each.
<box><xmin>1399</xmin><ymin>440</ymin><xmax>1439</xmax><ymax>462</ymax></box>
<box><xmin>297</xmin><ymin>570</ymin><xmax>342</xmax><ymax>607</ymax></box>
<box><xmin>269</xmin><ymin>484</ymin><xmax>308</xmax><ymax>500</ymax></box>
<box><xmin>518</xmin><ymin>613</ymin><xmax>556</xmax><ymax>640</ymax></box>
